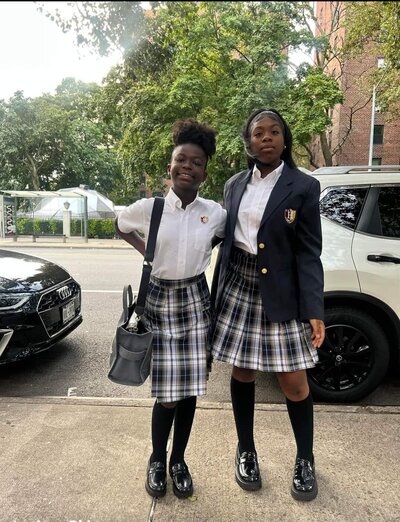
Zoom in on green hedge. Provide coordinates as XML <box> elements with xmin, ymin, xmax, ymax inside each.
<box><xmin>16</xmin><ymin>218</ymin><xmax>116</xmax><ymax>238</ymax></box>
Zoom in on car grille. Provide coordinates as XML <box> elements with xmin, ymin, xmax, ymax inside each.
<box><xmin>38</xmin><ymin>280</ymin><xmax>81</xmax><ymax>337</ymax></box>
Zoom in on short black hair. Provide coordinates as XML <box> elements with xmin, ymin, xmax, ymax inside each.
<box><xmin>242</xmin><ymin>108</ymin><xmax>296</xmax><ymax>169</ymax></box>
<box><xmin>172</xmin><ymin>118</ymin><xmax>217</xmax><ymax>160</ymax></box>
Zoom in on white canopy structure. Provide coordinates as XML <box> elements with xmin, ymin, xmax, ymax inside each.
<box><xmin>33</xmin><ymin>185</ymin><xmax>115</xmax><ymax>220</ymax></box>
<box><xmin>0</xmin><ymin>188</ymin><xmax>89</xmax><ymax>240</ymax></box>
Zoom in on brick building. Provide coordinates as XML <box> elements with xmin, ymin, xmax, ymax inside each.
<box><xmin>312</xmin><ymin>1</ymin><xmax>400</xmax><ymax>168</ymax></box>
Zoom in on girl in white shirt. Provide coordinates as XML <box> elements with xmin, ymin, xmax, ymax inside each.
<box><xmin>116</xmin><ymin>119</ymin><xmax>226</xmax><ymax>500</ymax></box>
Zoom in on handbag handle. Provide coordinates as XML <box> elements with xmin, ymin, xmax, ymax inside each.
<box><xmin>134</xmin><ymin>197</ymin><xmax>165</xmax><ymax>317</ymax></box>
<box><xmin>122</xmin><ymin>284</ymin><xmax>133</xmax><ymax>324</ymax></box>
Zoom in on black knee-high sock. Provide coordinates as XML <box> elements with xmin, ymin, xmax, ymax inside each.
<box><xmin>231</xmin><ymin>376</ymin><xmax>256</xmax><ymax>453</ymax></box>
<box><xmin>169</xmin><ymin>396</ymin><xmax>197</xmax><ymax>468</ymax></box>
<box><xmin>150</xmin><ymin>401</ymin><xmax>176</xmax><ymax>465</ymax></box>
<box><xmin>286</xmin><ymin>394</ymin><xmax>314</xmax><ymax>462</ymax></box>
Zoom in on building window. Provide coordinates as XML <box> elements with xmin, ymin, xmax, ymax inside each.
<box><xmin>139</xmin><ymin>190</ymin><xmax>146</xmax><ymax>198</ymax></box>
<box><xmin>372</xmin><ymin>158</ymin><xmax>382</xmax><ymax>165</ymax></box>
<box><xmin>373</xmin><ymin>125</ymin><xmax>384</xmax><ymax>145</ymax></box>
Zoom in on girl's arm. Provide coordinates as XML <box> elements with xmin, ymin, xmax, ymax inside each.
<box><xmin>115</xmin><ymin>219</ymin><xmax>145</xmax><ymax>257</ymax></box>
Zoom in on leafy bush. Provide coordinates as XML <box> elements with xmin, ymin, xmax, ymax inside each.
<box><xmin>16</xmin><ymin>217</ymin><xmax>116</xmax><ymax>238</ymax></box>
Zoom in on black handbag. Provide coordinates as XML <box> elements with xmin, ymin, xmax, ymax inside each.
<box><xmin>108</xmin><ymin>197</ymin><xmax>165</xmax><ymax>386</ymax></box>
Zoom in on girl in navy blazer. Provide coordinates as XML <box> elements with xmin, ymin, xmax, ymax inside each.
<box><xmin>211</xmin><ymin>109</ymin><xmax>325</xmax><ymax>501</ymax></box>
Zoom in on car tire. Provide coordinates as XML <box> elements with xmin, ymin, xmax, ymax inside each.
<box><xmin>307</xmin><ymin>307</ymin><xmax>390</xmax><ymax>403</ymax></box>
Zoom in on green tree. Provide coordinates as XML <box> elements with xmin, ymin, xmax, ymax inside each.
<box><xmin>344</xmin><ymin>1</ymin><xmax>400</xmax><ymax>117</ymax></box>
<box><xmin>41</xmin><ymin>1</ymin><xmax>344</xmax><ymax>193</ymax></box>
<box><xmin>0</xmin><ymin>92</ymin><xmax>68</xmax><ymax>190</ymax></box>
<box><xmin>0</xmin><ymin>80</ymin><xmax>123</xmax><ymax>197</ymax></box>
<box><xmin>94</xmin><ymin>2</ymin><xmax>335</xmax><ymax>198</ymax></box>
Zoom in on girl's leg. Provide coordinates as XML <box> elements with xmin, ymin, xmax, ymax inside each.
<box><xmin>169</xmin><ymin>396</ymin><xmax>197</xmax><ymax>468</ymax></box>
<box><xmin>150</xmin><ymin>400</ymin><xmax>176</xmax><ymax>465</ymax></box>
<box><xmin>146</xmin><ymin>400</ymin><xmax>176</xmax><ymax>498</ymax></box>
<box><xmin>276</xmin><ymin>370</ymin><xmax>317</xmax><ymax>501</ymax></box>
<box><xmin>169</xmin><ymin>396</ymin><xmax>197</xmax><ymax>498</ymax></box>
<box><xmin>276</xmin><ymin>370</ymin><xmax>313</xmax><ymax>461</ymax></box>
<box><xmin>231</xmin><ymin>366</ymin><xmax>257</xmax><ymax>453</ymax></box>
<box><xmin>231</xmin><ymin>366</ymin><xmax>261</xmax><ymax>491</ymax></box>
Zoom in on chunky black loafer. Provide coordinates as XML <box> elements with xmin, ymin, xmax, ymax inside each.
<box><xmin>235</xmin><ymin>445</ymin><xmax>262</xmax><ymax>491</ymax></box>
<box><xmin>169</xmin><ymin>462</ymin><xmax>193</xmax><ymax>498</ymax></box>
<box><xmin>291</xmin><ymin>457</ymin><xmax>318</xmax><ymax>501</ymax></box>
<box><xmin>145</xmin><ymin>461</ymin><xmax>167</xmax><ymax>498</ymax></box>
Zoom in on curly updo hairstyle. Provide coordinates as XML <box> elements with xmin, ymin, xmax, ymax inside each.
<box><xmin>172</xmin><ymin>118</ymin><xmax>217</xmax><ymax>161</ymax></box>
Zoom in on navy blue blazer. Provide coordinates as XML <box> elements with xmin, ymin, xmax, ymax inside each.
<box><xmin>212</xmin><ymin>163</ymin><xmax>324</xmax><ymax>322</ymax></box>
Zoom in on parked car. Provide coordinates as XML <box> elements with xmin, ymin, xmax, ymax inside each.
<box><xmin>307</xmin><ymin>165</ymin><xmax>400</xmax><ymax>402</ymax></box>
<box><xmin>0</xmin><ymin>249</ymin><xmax>82</xmax><ymax>364</ymax></box>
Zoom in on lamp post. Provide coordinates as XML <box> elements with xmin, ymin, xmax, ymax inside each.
<box><xmin>63</xmin><ymin>201</ymin><xmax>71</xmax><ymax>238</ymax></box>
<box><xmin>368</xmin><ymin>60</ymin><xmax>385</xmax><ymax>167</ymax></box>
<box><xmin>368</xmin><ymin>84</ymin><xmax>377</xmax><ymax>166</ymax></box>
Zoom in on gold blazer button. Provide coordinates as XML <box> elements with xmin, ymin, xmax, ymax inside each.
<box><xmin>259</xmin><ymin>243</ymin><xmax>265</xmax><ymax>249</ymax></box>
<box><xmin>261</xmin><ymin>268</ymin><xmax>268</xmax><ymax>274</ymax></box>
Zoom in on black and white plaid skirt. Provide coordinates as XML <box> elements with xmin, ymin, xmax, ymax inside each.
<box><xmin>144</xmin><ymin>273</ymin><xmax>211</xmax><ymax>402</ymax></box>
<box><xmin>211</xmin><ymin>247</ymin><xmax>318</xmax><ymax>372</ymax></box>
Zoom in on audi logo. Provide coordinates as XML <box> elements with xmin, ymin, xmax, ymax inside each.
<box><xmin>57</xmin><ymin>286</ymin><xmax>72</xmax><ymax>300</ymax></box>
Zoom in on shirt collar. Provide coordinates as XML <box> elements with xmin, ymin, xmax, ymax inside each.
<box><xmin>165</xmin><ymin>187</ymin><xmax>199</xmax><ymax>210</ymax></box>
<box><xmin>252</xmin><ymin>160</ymin><xmax>284</xmax><ymax>182</ymax></box>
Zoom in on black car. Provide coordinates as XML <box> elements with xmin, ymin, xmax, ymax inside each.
<box><xmin>0</xmin><ymin>249</ymin><xmax>82</xmax><ymax>364</ymax></box>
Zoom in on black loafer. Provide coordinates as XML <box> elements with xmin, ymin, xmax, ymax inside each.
<box><xmin>169</xmin><ymin>462</ymin><xmax>193</xmax><ymax>498</ymax></box>
<box><xmin>291</xmin><ymin>457</ymin><xmax>318</xmax><ymax>501</ymax></box>
<box><xmin>235</xmin><ymin>445</ymin><xmax>262</xmax><ymax>491</ymax></box>
<box><xmin>145</xmin><ymin>461</ymin><xmax>167</xmax><ymax>498</ymax></box>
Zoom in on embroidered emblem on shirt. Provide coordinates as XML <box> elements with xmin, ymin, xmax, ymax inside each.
<box><xmin>200</xmin><ymin>216</ymin><xmax>209</xmax><ymax>224</ymax></box>
<box><xmin>284</xmin><ymin>209</ymin><xmax>296</xmax><ymax>224</ymax></box>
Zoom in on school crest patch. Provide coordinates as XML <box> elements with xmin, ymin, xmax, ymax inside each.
<box><xmin>284</xmin><ymin>208</ymin><xmax>296</xmax><ymax>224</ymax></box>
<box><xmin>200</xmin><ymin>216</ymin><xmax>209</xmax><ymax>224</ymax></box>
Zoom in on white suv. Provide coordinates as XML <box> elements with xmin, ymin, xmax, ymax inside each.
<box><xmin>307</xmin><ymin>165</ymin><xmax>400</xmax><ymax>402</ymax></box>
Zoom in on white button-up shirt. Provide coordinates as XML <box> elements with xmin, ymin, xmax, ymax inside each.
<box><xmin>118</xmin><ymin>188</ymin><xmax>226</xmax><ymax>280</ymax></box>
<box><xmin>234</xmin><ymin>161</ymin><xmax>284</xmax><ymax>254</ymax></box>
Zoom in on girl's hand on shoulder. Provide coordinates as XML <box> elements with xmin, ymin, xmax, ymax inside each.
<box><xmin>309</xmin><ymin>319</ymin><xmax>325</xmax><ymax>348</ymax></box>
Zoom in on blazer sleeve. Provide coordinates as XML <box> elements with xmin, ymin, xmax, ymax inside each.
<box><xmin>295</xmin><ymin>177</ymin><xmax>324</xmax><ymax>321</ymax></box>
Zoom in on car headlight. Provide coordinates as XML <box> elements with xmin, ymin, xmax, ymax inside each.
<box><xmin>0</xmin><ymin>293</ymin><xmax>31</xmax><ymax>310</ymax></box>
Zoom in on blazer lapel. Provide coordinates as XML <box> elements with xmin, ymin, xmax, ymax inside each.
<box><xmin>259</xmin><ymin>165</ymin><xmax>297</xmax><ymax>228</ymax></box>
<box><xmin>227</xmin><ymin>169</ymin><xmax>252</xmax><ymax>237</ymax></box>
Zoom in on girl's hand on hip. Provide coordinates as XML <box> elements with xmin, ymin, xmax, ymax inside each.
<box><xmin>309</xmin><ymin>319</ymin><xmax>325</xmax><ymax>348</ymax></box>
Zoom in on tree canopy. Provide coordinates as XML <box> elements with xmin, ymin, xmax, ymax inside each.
<box><xmin>344</xmin><ymin>1</ymin><xmax>400</xmax><ymax>117</ymax></box>
<box><xmin>50</xmin><ymin>1</ymin><xmax>341</xmax><ymax>198</ymax></box>
<box><xmin>0</xmin><ymin>79</ymin><xmax>123</xmax><ymax>200</ymax></box>
<box><xmin>5</xmin><ymin>1</ymin><xmax>360</xmax><ymax>200</ymax></box>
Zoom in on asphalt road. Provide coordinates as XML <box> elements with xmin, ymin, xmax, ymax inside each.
<box><xmin>1</xmin><ymin>247</ymin><xmax>400</xmax><ymax>406</ymax></box>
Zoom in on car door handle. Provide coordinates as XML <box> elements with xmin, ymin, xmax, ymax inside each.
<box><xmin>367</xmin><ymin>254</ymin><xmax>400</xmax><ymax>264</ymax></box>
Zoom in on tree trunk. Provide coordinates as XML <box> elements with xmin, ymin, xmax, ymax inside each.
<box><xmin>320</xmin><ymin>132</ymin><xmax>333</xmax><ymax>167</ymax></box>
<box><xmin>27</xmin><ymin>154</ymin><xmax>40</xmax><ymax>190</ymax></box>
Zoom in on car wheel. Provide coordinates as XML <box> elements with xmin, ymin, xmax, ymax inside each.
<box><xmin>307</xmin><ymin>307</ymin><xmax>390</xmax><ymax>403</ymax></box>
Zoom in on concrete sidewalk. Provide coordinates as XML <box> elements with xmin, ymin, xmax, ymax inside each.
<box><xmin>1</xmin><ymin>396</ymin><xmax>399</xmax><ymax>522</ymax></box>
<box><xmin>0</xmin><ymin>236</ymin><xmax>131</xmax><ymax>250</ymax></box>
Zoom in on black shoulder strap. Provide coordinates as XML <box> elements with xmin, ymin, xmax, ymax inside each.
<box><xmin>135</xmin><ymin>197</ymin><xmax>165</xmax><ymax>316</ymax></box>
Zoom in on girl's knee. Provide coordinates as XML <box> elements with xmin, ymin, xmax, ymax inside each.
<box><xmin>277</xmin><ymin>372</ymin><xmax>309</xmax><ymax>400</ymax></box>
<box><xmin>232</xmin><ymin>366</ymin><xmax>256</xmax><ymax>383</ymax></box>
<box><xmin>284</xmin><ymin>387</ymin><xmax>309</xmax><ymax>401</ymax></box>
<box><xmin>159</xmin><ymin>401</ymin><xmax>177</xmax><ymax>409</ymax></box>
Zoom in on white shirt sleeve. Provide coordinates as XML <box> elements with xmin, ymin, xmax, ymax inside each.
<box><xmin>215</xmin><ymin>205</ymin><xmax>227</xmax><ymax>238</ymax></box>
<box><xmin>117</xmin><ymin>198</ymin><xmax>147</xmax><ymax>234</ymax></box>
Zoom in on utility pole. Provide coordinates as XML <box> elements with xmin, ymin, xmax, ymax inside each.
<box><xmin>368</xmin><ymin>84</ymin><xmax>377</xmax><ymax>166</ymax></box>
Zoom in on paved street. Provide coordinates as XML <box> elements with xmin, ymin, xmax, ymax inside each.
<box><xmin>1</xmin><ymin>245</ymin><xmax>400</xmax><ymax>407</ymax></box>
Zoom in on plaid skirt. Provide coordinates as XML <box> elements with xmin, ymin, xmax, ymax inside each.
<box><xmin>211</xmin><ymin>247</ymin><xmax>318</xmax><ymax>372</ymax></box>
<box><xmin>144</xmin><ymin>273</ymin><xmax>211</xmax><ymax>402</ymax></box>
